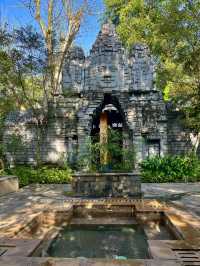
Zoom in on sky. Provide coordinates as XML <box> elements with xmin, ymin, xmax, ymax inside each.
<box><xmin>0</xmin><ymin>0</ymin><xmax>105</xmax><ymax>54</ymax></box>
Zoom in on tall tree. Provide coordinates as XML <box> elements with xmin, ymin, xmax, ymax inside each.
<box><xmin>0</xmin><ymin>25</ymin><xmax>45</xmax><ymax>115</ymax></box>
<box><xmin>105</xmin><ymin>0</ymin><xmax>200</xmax><ymax>153</ymax></box>
<box><xmin>0</xmin><ymin>1</ymin><xmax>96</xmax><ymax>166</ymax></box>
<box><xmin>0</xmin><ymin>25</ymin><xmax>47</xmax><ymax>166</ymax></box>
<box><xmin>23</xmin><ymin>0</ymin><xmax>89</xmax><ymax>102</ymax></box>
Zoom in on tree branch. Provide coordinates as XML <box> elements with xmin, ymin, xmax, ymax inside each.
<box><xmin>34</xmin><ymin>0</ymin><xmax>47</xmax><ymax>38</ymax></box>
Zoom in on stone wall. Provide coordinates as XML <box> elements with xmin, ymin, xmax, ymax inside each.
<box><xmin>167</xmin><ymin>109</ymin><xmax>193</xmax><ymax>155</ymax></box>
<box><xmin>3</xmin><ymin>111</ymin><xmax>41</xmax><ymax>165</ymax></box>
<box><xmin>72</xmin><ymin>172</ymin><xmax>141</xmax><ymax>197</ymax></box>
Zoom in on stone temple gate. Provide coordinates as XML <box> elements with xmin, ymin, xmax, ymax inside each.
<box><xmin>4</xmin><ymin>22</ymin><xmax>194</xmax><ymax>168</ymax></box>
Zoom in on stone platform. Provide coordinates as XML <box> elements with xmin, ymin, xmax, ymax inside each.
<box><xmin>0</xmin><ymin>183</ymin><xmax>199</xmax><ymax>265</ymax></box>
<box><xmin>72</xmin><ymin>172</ymin><xmax>141</xmax><ymax>197</ymax></box>
<box><xmin>0</xmin><ymin>176</ymin><xmax>18</xmax><ymax>195</ymax></box>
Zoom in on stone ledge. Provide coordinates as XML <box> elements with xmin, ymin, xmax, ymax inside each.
<box><xmin>72</xmin><ymin>172</ymin><xmax>141</xmax><ymax>197</ymax></box>
<box><xmin>73</xmin><ymin>172</ymin><xmax>140</xmax><ymax>177</ymax></box>
<box><xmin>0</xmin><ymin>257</ymin><xmax>183</xmax><ymax>266</ymax></box>
<box><xmin>0</xmin><ymin>176</ymin><xmax>19</xmax><ymax>195</ymax></box>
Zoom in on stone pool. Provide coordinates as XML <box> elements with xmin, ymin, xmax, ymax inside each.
<box><xmin>48</xmin><ymin>224</ymin><xmax>149</xmax><ymax>259</ymax></box>
<box><xmin>44</xmin><ymin>203</ymin><xmax>176</xmax><ymax>259</ymax></box>
<box><xmin>0</xmin><ymin>198</ymin><xmax>200</xmax><ymax>265</ymax></box>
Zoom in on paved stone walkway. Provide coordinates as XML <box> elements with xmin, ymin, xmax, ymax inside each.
<box><xmin>142</xmin><ymin>183</ymin><xmax>200</xmax><ymax>216</ymax></box>
<box><xmin>0</xmin><ymin>183</ymin><xmax>200</xmax><ymax>221</ymax></box>
<box><xmin>0</xmin><ymin>183</ymin><xmax>199</xmax><ymax>266</ymax></box>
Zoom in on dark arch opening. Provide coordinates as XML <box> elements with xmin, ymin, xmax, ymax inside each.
<box><xmin>90</xmin><ymin>94</ymin><xmax>126</xmax><ymax>170</ymax></box>
<box><xmin>91</xmin><ymin>94</ymin><xmax>125</xmax><ymax>137</ymax></box>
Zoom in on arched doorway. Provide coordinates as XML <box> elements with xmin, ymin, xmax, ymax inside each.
<box><xmin>91</xmin><ymin>94</ymin><xmax>127</xmax><ymax>171</ymax></box>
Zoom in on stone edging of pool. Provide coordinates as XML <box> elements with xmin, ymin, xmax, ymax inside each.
<box><xmin>0</xmin><ymin>199</ymin><xmax>200</xmax><ymax>265</ymax></box>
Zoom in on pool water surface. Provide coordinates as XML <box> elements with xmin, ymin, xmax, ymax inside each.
<box><xmin>47</xmin><ymin>224</ymin><xmax>149</xmax><ymax>259</ymax></box>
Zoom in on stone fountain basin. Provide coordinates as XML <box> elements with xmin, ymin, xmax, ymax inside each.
<box><xmin>72</xmin><ymin>172</ymin><xmax>141</xmax><ymax>197</ymax></box>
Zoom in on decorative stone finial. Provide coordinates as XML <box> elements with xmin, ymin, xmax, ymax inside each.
<box><xmin>101</xmin><ymin>21</ymin><xmax>115</xmax><ymax>35</ymax></box>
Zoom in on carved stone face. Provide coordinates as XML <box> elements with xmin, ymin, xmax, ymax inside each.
<box><xmin>62</xmin><ymin>61</ymin><xmax>83</xmax><ymax>94</ymax></box>
<box><xmin>88</xmin><ymin>62</ymin><xmax>121</xmax><ymax>90</ymax></box>
<box><xmin>97</xmin><ymin>64</ymin><xmax>118</xmax><ymax>88</ymax></box>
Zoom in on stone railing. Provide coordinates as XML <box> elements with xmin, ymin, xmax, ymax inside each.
<box><xmin>72</xmin><ymin>172</ymin><xmax>141</xmax><ymax>198</ymax></box>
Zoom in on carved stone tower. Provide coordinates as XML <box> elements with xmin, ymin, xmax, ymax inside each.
<box><xmin>59</xmin><ymin>22</ymin><xmax>168</xmax><ymax>167</ymax></box>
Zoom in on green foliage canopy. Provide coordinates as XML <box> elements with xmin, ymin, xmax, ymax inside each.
<box><xmin>79</xmin><ymin>129</ymin><xmax>135</xmax><ymax>172</ymax></box>
<box><xmin>0</xmin><ymin>25</ymin><xmax>47</xmax><ymax>166</ymax></box>
<box><xmin>6</xmin><ymin>165</ymin><xmax>72</xmax><ymax>187</ymax></box>
<box><xmin>0</xmin><ymin>25</ymin><xmax>45</xmax><ymax>118</ymax></box>
<box><xmin>141</xmin><ymin>155</ymin><xmax>200</xmax><ymax>183</ymax></box>
<box><xmin>105</xmin><ymin>0</ymin><xmax>200</xmax><ymax>136</ymax></box>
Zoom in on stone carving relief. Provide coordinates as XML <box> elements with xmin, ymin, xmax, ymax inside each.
<box><xmin>131</xmin><ymin>44</ymin><xmax>155</xmax><ymax>91</ymax></box>
<box><xmin>141</xmin><ymin>103</ymin><xmax>166</xmax><ymax>133</ymax></box>
<box><xmin>62</xmin><ymin>46</ymin><xmax>85</xmax><ymax>94</ymax></box>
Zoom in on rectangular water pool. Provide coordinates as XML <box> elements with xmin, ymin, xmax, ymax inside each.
<box><xmin>47</xmin><ymin>224</ymin><xmax>149</xmax><ymax>259</ymax></box>
<box><xmin>14</xmin><ymin>202</ymin><xmax>178</xmax><ymax>259</ymax></box>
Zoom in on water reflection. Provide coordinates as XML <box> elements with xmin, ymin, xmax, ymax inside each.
<box><xmin>47</xmin><ymin>225</ymin><xmax>149</xmax><ymax>259</ymax></box>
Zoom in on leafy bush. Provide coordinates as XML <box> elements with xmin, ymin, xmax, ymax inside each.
<box><xmin>141</xmin><ymin>155</ymin><xmax>200</xmax><ymax>183</ymax></box>
<box><xmin>79</xmin><ymin>129</ymin><xmax>135</xmax><ymax>172</ymax></box>
<box><xmin>5</xmin><ymin>165</ymin><xmax>72</xmax><ymax>187</ymax></box>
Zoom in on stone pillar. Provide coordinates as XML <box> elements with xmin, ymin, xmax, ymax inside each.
<box><xmin>133</xmin><ymin>135</ymin><xmax>144</xmax><ymax>169</ymax></box>
<box><xmin>160</xmin><ymin>135</ymin><xmax>168</xmax><ymax>157</ymax></box>
<box><xmin>159</xmin><ymin>123</ymin><xmax>168</xmax><ymax>157</ymax></box>
<box><xmin>77</xmin><ymin>122</ymin><xmax>92</xmax><ymax>171</ymax></box>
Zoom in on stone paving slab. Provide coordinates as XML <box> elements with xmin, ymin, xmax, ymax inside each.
<box><xmin>173</xmin><ymin>194</ymin><xmax>200</xmax><ymax>217</ymax></box>
<box><xmin>143</xmin><ymin>183</ymin><xmax>200</xmax><ymax>218</ymax></box>
<box><xmin>142</xmin><ymin>183</ymin><xmax>200</xmax><ymax>215</ymax></box>
<box><xmin>149</xmin><ymin>239</ymin><xmax>200</xmax><ymax>264</ymax></box>
<box><xmin>165</xmin><ymin>211</ymin><xmax>200</xmax><ymax>240</ymax></box>
<box><xmin>142</xmin><ymin>183</ymin><xmax>200</xmax><ymax>197</ymax></box>
<box><xmin>0</xmin><ymin>238</ymin><xmax>42</xmax><ymax>257</ymax></box>
<box><xmin>0</xmin><ymin>176</ymin><xmax>19</xmax><ymax>195</ymax></box>
<box><xmin>0</xmin><ymin>257</ymin><xmax>183</xmax><ymax>266</ymax></box>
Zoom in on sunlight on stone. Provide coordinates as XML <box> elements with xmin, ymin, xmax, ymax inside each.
<box><xmin>86</xmin><ymin>203</ymin><xmax>94</xmax><ymax>209</ymax></box>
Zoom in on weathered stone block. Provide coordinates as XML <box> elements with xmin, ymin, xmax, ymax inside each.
<box><xmin>0</xmin><ymin>176</ymin><xmax>19</xmax><ymax>195</ymax></box>
<box><xmin>72</xmin><ymin>172</ymin><xmax>142</xmax><ymax>198</ymax></box>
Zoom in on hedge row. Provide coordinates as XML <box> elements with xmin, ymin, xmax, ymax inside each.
<box><xmin>5</xmin><ymin>165</ymin><xmax>72</xmax><ymax>187</ymax></box>
<box><xmin>140</xmin><ymin>155</ymin><xmax>200</xmax><ymax>183</ymax></box>
<box><xmin>3</xmin><ymin>155</ymin><xmax>200</xmax><ymax>187</ymax></box>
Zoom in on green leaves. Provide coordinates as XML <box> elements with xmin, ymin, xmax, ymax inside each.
<box><xmin>141</xmin><ymin>155</ymin><xmax>200</xmax><ymax>183</ymax></box>
<box><xmin>78</xmin><ymin>129</ymin><xmax>135</xmax><ymax>173</ymax></box>
<box><xmin>105</xmin><ymin>0</ymin><xmax>200</xmax><ymax>147</ymax></box>
<box><xmin>6</xmin><ymin>165</ymin><xmax>73</xmax><ymax>187</ymax></box>
<box><xmin>0</xmin><ymin>25</ymin><xmax>45</xmax><ymax>117</ymax></box>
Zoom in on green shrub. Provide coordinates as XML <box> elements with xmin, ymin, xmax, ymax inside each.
<box><xmin>6</xmin><ymin>165</ymin><xmax>72</xmax><ymax>187</ymax></box>
<box><xmin>79</xmin><ymin>129</ymin><xmax>135</xmax><ymax>172</ymax></box>
<box><xmin>141</xmin><ymin>155</ymin><xmax>200</xmax><ymax>183</ymax></box>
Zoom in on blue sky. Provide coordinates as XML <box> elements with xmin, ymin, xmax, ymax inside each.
<box><xmin>0</xmin><ymin>0</ymin><xmax>105</xmax><ymax>54</ymax></box>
